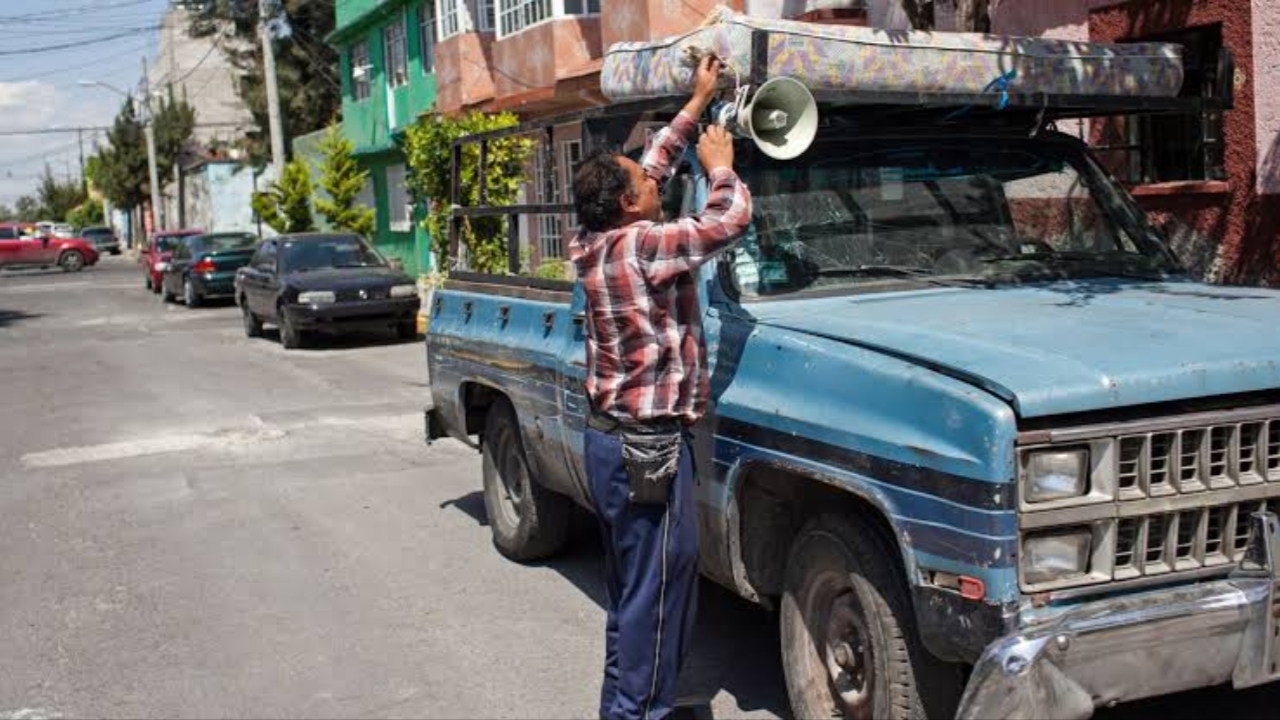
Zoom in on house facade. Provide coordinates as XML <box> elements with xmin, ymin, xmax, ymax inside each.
<box><xmin>329</xmin><ymin>0</ymin><xmax>441</xmax><ymax>276</ymax></box>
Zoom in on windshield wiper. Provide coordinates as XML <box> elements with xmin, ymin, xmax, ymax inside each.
<box><xmin>333</xmin><ymin>262</ymin><xmax>380</xmax><ymax>268</ymax></box>
<box><xmin>814</xmin><ymin>265</ymin><xmax>984</xmax><ymax>288</ymax></box>
<box><xmin>978</xmin><ymin>253</ymin><xmax>1170</xmax><ymax>281</ymax></box>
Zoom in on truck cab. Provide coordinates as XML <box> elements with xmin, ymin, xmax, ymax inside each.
<box><xmin>425</xmin><ymin>92</ymin><xmax>1280</xmax><ymax>718</ymax></box>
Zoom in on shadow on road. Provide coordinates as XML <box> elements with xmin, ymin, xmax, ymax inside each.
<box><xmin>261</xmin><ymin>327</ymin><xmax>423</xmax><ymax>352</ymax></box>
<box><xmin>0</xmin><ymin>308</ymin><xmax>42</xmax><ymax>328</ymax></box>
<box><xmin>438</xmin><ymin>492</ymin><xmax>791</xmax><ymax>717</ymax></box>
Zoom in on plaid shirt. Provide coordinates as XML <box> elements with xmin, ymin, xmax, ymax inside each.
<box><xmin>569</xmin><ymin>112</ymin><xmax>753</xmax><ymax>424</ymax></box>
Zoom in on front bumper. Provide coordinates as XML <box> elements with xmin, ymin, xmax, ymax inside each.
<box><xmin>286</xmin><ymin>297</ymin><xmax>420</xmax><ymax>330</ymax></box>
<box><xmin>959</xmin><ymin>512</ymin><xmax>1280</xmax><ymax>719</ymax></box>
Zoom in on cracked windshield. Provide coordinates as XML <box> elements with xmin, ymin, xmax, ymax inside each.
<box><xmin>729</xmin><ymin>140</ymin><xmax>1177</xmax><ymax>298</ymax></box>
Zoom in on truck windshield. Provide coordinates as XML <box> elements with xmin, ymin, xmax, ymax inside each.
<box><xmin>726</xmin><ymin>137</ymin><xmax>1178</xmax><ymax>299</ymax></box>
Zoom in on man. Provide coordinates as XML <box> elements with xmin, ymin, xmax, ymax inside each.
<box><xmin>569</xmin><ymin>55</ymin><xmax>753</xmax><ymax>720</ymax></box>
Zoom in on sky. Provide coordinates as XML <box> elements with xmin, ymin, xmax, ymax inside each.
<box><xmin>0</xmin><ymin>0</ymin><xmax>173</xmax><ymax>209</ymax></box>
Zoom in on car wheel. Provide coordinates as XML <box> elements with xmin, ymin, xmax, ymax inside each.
<box><xmin>160</xmin><ymin>282</ymin><xmax>175</xmax><ymax>303</ymax></box>
<box><xmin>781</xmin><ymin>515</ymin><xmax>963</xmax><ymax>720</ymax></box>
<box><xmin>397</xmin><ymin>321</ymin><xmax>417</xmax><ymax>340</ymax></box>
<box><xmin>279</xmin><ymin>308</ymin><xmax>304</xmax><ymax>349</ymax></box>
<box><xmin>58</xmin><ymin>250</ymin><xmax>84</xmax><ymax>273</ymax></box>
<box><xmin>242</xmin><ymin>300</ymin><xmax>263</xmax><ymax>338</ymax></box>
<box><xmin>144</xmin><ymin>275</ymin><xmax>152</xmax><ymax>290</ymax></box>
<box><xmin>111</xmin><ymin>249</ymin><xmax>122</xmax><ymax>256</ymax></box>
<box><xmin>481</xmin><ymin>398</ymin><xmax>572</xmax><ymax>562</ymax></box>
<box><xmin>184</xmin><ymin>279</ymin><xmax>201</xmax><ymax>308</ymax></box>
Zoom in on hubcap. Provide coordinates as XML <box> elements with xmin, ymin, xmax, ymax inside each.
<box><xmin>825</xmin><ymin>592</ymin><xmax>873</xmax><ymax>715</ymax></box>
<box><xmin>493</xmin><ymin>423</ymin><xmax>524</xmax><ymax>526</ymax></box>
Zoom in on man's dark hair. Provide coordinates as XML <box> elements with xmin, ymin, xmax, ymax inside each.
<box><xmin>573</xmin><ymin>147</ymin><xmax>633</xmax><ymax>232</ymax></box>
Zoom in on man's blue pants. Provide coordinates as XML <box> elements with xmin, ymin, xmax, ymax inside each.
<box><xmin>585</xmin><ymin>427</ymin><xmax>699</xmax><ymax>720</ymax></box>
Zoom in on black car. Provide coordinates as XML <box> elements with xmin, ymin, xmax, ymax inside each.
<box><xmin>160</xmin><ymin>232</ymin><xmax>260</xmax><ymax>307</ymax></box>
<box><xmin>234</xmin><ymin>233</ymin><xmax>420</xmax><ymax>349</ymax></box>
<box><xmin>79</xmin><ymin>226</ymin><xmax>120</xmax><ymax>255</ymax></box>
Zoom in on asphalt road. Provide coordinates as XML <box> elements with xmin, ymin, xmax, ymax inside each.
<box><xmin>1</xmin><ymin>257</ymin><xmax>1276</xmax><ymax>719</ymax></box>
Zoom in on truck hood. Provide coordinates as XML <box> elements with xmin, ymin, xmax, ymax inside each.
<box><xmin>746</xmin><ymin>278</ymin><xmax>1280</xmax><ymax>418</ymax></box>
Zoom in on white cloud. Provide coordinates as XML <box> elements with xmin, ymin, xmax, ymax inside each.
<box><xmin>0</xmin><ymin>81</ymin><xmax>120</xmax><ymax>208</ymax></box>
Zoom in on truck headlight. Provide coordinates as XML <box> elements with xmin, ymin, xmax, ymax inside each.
<box><xmin>1023</xmin><ymin>530</ymin><xmax>1092</xmax><ymax>586</ymax></box>
<box><xmin>1024</xmin><ymin>449</ymin><xmax>1089</xmax><ymax>503</ymax></box>
<box><xmin>298</xmin><ymin>291</ymin><xmax>335</xmax><ymax>304</ymax></box>
<box><xmin>390</xmin><ymin>284</ymin><xmax>417</xmax><ymax>298</ymax></box>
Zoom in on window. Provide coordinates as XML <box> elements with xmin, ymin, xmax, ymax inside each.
<box><xmin>562</xmin><ymin>0</ymin><xmax>600</xmax><ymax>14</ymax></box>
<box><xmin>561</xmin><ymin>138</ymin><xmax>583</xmax><ymax>229</ymax></box>
<box><xmin>350</xmin><ymin>42</ymin><xmax>371</xmax><ymax>100</ymax></box>
<box><xmin>419</xmin><ymin>2</ymin><xmax>437</xmax><ymax>73</ymax></box>
<box><xmin>387</xmin><ymin>164</ymin><xmax>411</xmax><ymax>232</ymax></box>
<box><xmin>1094</xmin><ymin>24</ymin><xmax>1226</xmax><ymax>184</ymax></box>
<box><xmin>384</xmin><ymin>17</ymin><xmax>409</xmax><ymax>88</ymax></box>
<box><xmin>439</xmin><ymin>1</ymin><xmax>494</xmax><ymax>39</ymax></box>
<box><xmin>439</xmin><ymin>0</ymin><xmax>460</xmax><ymax>38</ymax></box>
<box><xmin>497</xmin><ymin>0</ymin><xmax>597</xmax><ymax>37</ymax></box>
<box><xmin>533</xmin><ymin>142</ymin><xmax>562</xmax><ymax>259</ymax></box>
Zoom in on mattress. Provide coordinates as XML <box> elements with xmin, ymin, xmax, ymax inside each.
<box><xmin>601</xmin><ymin>7</ymin><xmax>1183</xmax><ymax>103</ymax></box>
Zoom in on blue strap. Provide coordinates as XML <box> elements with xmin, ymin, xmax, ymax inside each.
<box><xmin>944</xmin><ymin>69</ymin><xmax>1019</xmax><ymax>121</ymax></box>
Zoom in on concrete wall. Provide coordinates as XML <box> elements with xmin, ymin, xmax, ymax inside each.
<box><xmin>184</xmin><ymin>162</ymin><xmax>267</xmax><ymax>236</ymax></box>
<box><xmin>154</xmin><ymin>6</ymin><xmax>256</xmax><ymax>147</ymax></box>
<box><xmin>1252</xmin><ymin>0</ymin><xmax>1279</xmax><ymax>196</ymax></box>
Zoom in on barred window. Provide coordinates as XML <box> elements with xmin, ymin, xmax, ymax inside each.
<box><xmin>350</xmin><ymin>42</ymin><xmax>371</xmax><ymax>100</ymax></box>
<box><xmin>497</xmin><ymin>0</ymin><xmax>598</xmax><ymax>37</ymax></box>
<box><xmin>419</xmin><ymin>2</ymin><xmax>437</xmax><ymax>73</ymax></box>
<box><xmin>1094</xmin><ymin>24</ymin><xmax>1226</xmax><ymax>184</ymax></box>
<box><xmin>387</xmin><ymin>164</ymin><xmax>412</xmax><ymax>232</ymax></box>
<box><xmin>439</xmin><ymin>0</ymin><xmax>461</xmax><ymax>38</ymax></box>
<box><xmin>383</xmin><ymin>16</ymin><xmax>409</xmax><ymax>88</ymax></box>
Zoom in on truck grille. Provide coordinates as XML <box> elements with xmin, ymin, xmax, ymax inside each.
<box><xmin>1021</xmin><ymin>408</ymin><xmax>1280</xmax><ymax>591</ymax></box>
<box><xmin>1113</xmin><ymin>499</ymin><xmax>1280</xmax><ymax>579</ymax></box>
<box><xmin>1115</xmin><ymin>419</ymin><xmax>1280</xmax><ymax>498</ymax></box>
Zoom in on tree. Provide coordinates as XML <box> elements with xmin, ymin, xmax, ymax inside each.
<box><xmin>67</xmin><ymin>200</ymin><xmax>106</xmax><ymax>229</ymax></box>
<box><xmin>401</xmin><ymin>112</ymin><xmax>534</xmax><ymax>274</ymax></box>
<box><xmin>36</xmin><ymin>165</ymin><xmax>87</xmax><ymax>222</ymax></box>
<box><xmin>185</xmin><ymin>0</ymin><xmax>340</xmax><ymax>166</ymax></box>
<box><xmin>901</xmin><ymin>0</ymin><xmax>991</xmax><ymax>31</ymax></box>
<box><xmin>153</xmin><ymin>90</ymin><xmax>198</xmax><ymax>181</ymax></box>
<box><xmin>251</xmin><ymin>158</ymin><xmax>315</xmax><ymax>233</ymax></box>
<box><xmin>314</xmin><ymin>124</ymin><xmax>374</xmax><ymax>236</ymax></box>
<box><xmin>95</xmin><ymin>100</ymin><xmax>150</xmax><ymax>211</ymax></box>
<box><xmin>0</xmin><ymin>204</ymin><xmax>13</xmax><ymax>222</ymax></box>
<box><xmin>14</xmin><ymin>196</ymin><xmax>39</xmax><ymax>220</ymax></box>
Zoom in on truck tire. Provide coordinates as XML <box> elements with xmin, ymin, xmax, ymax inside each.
<box><xmin>780</xmin><ymin>514</ymin><xmax>962</xmax><ymax>720</ymax></box>
<box><xmin>481</xmin><ymin>398</ymin><xmax>571</xmax><ymax>561</ymax></box>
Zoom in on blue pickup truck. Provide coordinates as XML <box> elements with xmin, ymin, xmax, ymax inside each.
<box><xmin>425</xmin><ymin>101</ymin><xmax>1280</xmax><ymax>718</ymax></box>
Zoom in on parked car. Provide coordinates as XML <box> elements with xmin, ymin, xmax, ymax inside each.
<box><xmin>79</xmin><ymin>226</ymin><xmax>121</xmax><ymax>255</ymax></box>
<box><xmin>159</xmin><ymin>232</ymin><xmax>260</xmax><ymax>307</ymax></box>
<box><xmin>0</xmin><ymin>222</ymin><xmax>99</xmax><ymax>272</ymax></box>
<box><xmin>52</xmin><ymin>223</ymin><xmax>74</xmax><ymax>239</ymax></box>
<box><xmin>235</xmin><ymin>232</ymin><xmax>419</xmax><ymax>349</ymax></box>
<box><xmin>140</xmin><ymin>228</ymin><xmax>203</xmax><ymax>292</ymax></box>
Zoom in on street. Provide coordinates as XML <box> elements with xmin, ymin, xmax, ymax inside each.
<box><xmin>1</xmin><ymin>257</ymin><xmax>1277</xmax><ymax>720</ymax></box>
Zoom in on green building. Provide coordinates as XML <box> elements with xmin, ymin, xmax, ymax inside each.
<box><xmin>326</xmin><ymin>0</ymin><xmax>439</xmax><ymax>276</ymax></box>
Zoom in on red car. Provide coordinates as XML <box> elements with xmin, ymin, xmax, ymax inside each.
<box><xmin>140</xmin><ymin>228</ymin><xmax>203</xmax><ymax>292</ymax></box>
<box><xmin>0</xmin><ymin>223</ymin><xmax>99</xmax><ymax>272</ymax></box>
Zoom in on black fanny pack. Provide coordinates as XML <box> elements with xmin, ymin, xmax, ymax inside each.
<box><xmin>620</xmin><ymin>429</ymin><xmax>683</xmax><ymax>505</ymax></box>
<box><xmin>589</xmin><ymin>411</ymin><xmax>683</xmax><ymax>505</ymax></box>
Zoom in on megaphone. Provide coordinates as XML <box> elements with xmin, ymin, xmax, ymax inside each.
<box><xmin>712</xmin><ymin>77</ymin><xmax>818</xmax><ymax>161</ymax></box>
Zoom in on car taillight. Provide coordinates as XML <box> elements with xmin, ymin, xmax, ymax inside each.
<box><xmin>193</xmin><ymin>259</ymin><xmax>216</xmax><ymax>273</ymax></box>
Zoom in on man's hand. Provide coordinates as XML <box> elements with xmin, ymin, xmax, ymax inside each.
<box><xmin>691</xmin><ymin>54</ymin><xmax>722</xmax><ymax>103</ymax></box>
<box><xmin>697</xmin><ymin>125</ymin><xmax>734</xmax><ymax>173</ymax></box>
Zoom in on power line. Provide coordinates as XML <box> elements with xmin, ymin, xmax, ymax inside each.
<box><xmin>0</xmin><ymin>122</ymin><xmax>250</xmax><ymax>138</ymax></box>
<box><xmin>0</xmin><ymin>41</ymin><xmax>151</xmax><ymax>83</ymax></box>
<box><xmin>0</xmin><ymin>0</ymin><xmax>154</xmax><ymax>23</ymax></box>
<box><xmin>0</xmin><ymin>26</ymin><xmax>162</xmax><ymax>57</ymax></box>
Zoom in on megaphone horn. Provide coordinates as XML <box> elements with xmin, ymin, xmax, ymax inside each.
<box><xmin>739</xmin><ymin>77</ymin><xmax>819</xmax><ymax>161</ymax></box>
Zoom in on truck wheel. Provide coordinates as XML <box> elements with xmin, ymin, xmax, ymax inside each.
<box><xmin>780</xmin><ymin>515</ymin><xmax>962</xmax><ymax>720</ymax></box>
<box><xmin>481</xmin><ymin>398</ymin><xmax>571</xmax><ymax>561</ymax></box>
<box><xmin>242</xmin><ymin>301</ymin><xmax>263</xmax><ymax>338</ymax></box>
<box><xmin>59</xmin><ymin>250</ymin><xmax>84</xmax><ymax>273</ymax></box>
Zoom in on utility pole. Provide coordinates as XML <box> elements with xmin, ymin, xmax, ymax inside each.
<box><xmin>77</xmin><ymin>127</ymin><xmax>86</xmax><ymax>192</ymax></box>
<box><xmin>142</xmin><ymin>56</ymin><xmax>164</xmax><ymax>234</ymax></box>
<box><xmin>259</xmin><ymin>0</ymin><xmax>286</xmax><ymax>178</ymax></box>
